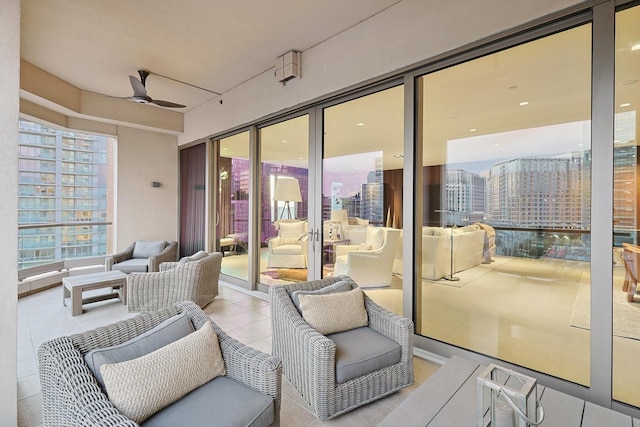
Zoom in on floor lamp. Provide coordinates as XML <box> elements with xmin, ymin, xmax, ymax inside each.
<box><xmin>435</xmin><ymin>209</ymin><xmax>460</xmax><ymax>281</ymax></box>
<box><xmin>273</xmin><ymin>177</ymin><xmax>302</xmax><ymax>219</ymax></box>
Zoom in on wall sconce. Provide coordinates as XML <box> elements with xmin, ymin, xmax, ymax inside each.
<box><xmin>151</xmin><ymin>181</ymin><xmax>161</xmax><ymax>188</ymax></box>
<box><xmin>477</xmin><ymin>364</ymin><xmax>544</xmax><ymax>427</ymax></box>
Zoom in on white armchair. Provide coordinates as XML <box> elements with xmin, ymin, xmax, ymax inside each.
<box><xmin>267</xmin><ymin>220</ymin><xmax>308</xmax><ymax>268</ymax></box>
<box><xmin>333</xmin><ymin>227</ymin><xmax>400</xmax><ymax>287</ymax></box>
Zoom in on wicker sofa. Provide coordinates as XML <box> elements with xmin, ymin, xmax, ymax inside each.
<box><xmin>270</xmin><ymin>275</ymin><xmax>414</xmax><ymax>420</ymax></box>
<box><xmin>37</xmin><ymin>301</ymin><xmax>282</xmax><ymax>427</ymax></box>
<box><xmin>106</xmin><ymin>240</ymin><xmax>178</xmax><ymax>273</ymax></box>
<box><xmin>127</xmin><ymin>251</ymin><xmax>222</xmax><ymax>312</ymax></box>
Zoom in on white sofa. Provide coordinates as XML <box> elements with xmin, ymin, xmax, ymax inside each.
<box><xmin>326</xmin><ymin>209</ymin><xmax>369</xmax><ymax>245</ymax></box>
<box><xmin>393</xmin><ymin>225</ymin><xmax>485</xmax><ymax>280</ymax></box>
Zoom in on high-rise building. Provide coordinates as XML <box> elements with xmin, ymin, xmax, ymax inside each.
<box><xmin>445</xmin><ymin>169</ymin><xmax>486</xmax><ymax>224</ymax></box>
<box><xmin>485</xmin><ymin>153</ymin><xmax>591</xmax><ymax>228</ymax></box>
<box><xmin>18</xmin><ymin>120</ymin><xmax>113</xmax><ymax>268</ymax></box>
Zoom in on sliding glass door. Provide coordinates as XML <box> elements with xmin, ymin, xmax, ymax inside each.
<box><xmin>322</xmin><ymin>85</ymin><xmax>405</xmax><ymax>315</ymax></box>
<box><xmin>416</xmin><ymin>23</ymin><xmax>592</xmax><ymax>385</ymax></box>
<box><xmin>258</xmin><ymin>115</ymin><xmax>310</xmax><ymax>286</ymax></box>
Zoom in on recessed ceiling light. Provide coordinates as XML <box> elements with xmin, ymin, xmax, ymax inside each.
<box><xmin>632</xmin><ymin>43</ymin><xmax>640</xmax><ymax>51</ymax></box>
<box><xmin>616</xmin><ymin>128</ymin><xmax>624</xmax><ymax>131</ymax></box>
<box><xmin>222</xmin><ymin>148</ymin><xmax>228</xmax><ymax>151</ymax></box>
<box><xmin>519</xmin><ymin>101</ymin><xmax>529</xmax><ymax>106</ymax></box>
<box><xmin>298</xmin><ymin>157</ymin><xmax>304</xmax><ymax>160</ymax></box>
<box><xmin>469</xmin><ymin>128</ymin><xmax>477</xmax><ymax>132</ymax></box>
<box><xmin>281</xmin><ymin>140</ymin><xmax>288</xmax><ymax>143</ymax></box>
<box><xmin>620</xmin><ymin>103</ymin><xmax>631</xmax><ymax>108</ymax></box>
<box><xmin>614</xmin><ymin>139</ymin><xmax>621</xmax><ymax>143</ymax></box>
<box><xmin>356</xmin><ymin>122</ymin><xmax>365</xmax><ymax>126</ymax></box>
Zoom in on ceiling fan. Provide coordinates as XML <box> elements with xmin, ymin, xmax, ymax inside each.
<box><xmin>122</xmin><ymin>69</ymin><xmax>186</xmax><ymax>108</ymax></box>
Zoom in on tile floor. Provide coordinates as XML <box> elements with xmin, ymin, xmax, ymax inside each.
<box><xmin>17</xmin><ymin>282</ymin><xmax>441</xmax><ymax>427</ymax></box>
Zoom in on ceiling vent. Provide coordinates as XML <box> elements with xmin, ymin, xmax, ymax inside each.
<box><xmin>275</xmin><ymin>51</ymin><xmax>301</xmax><ymax>83</ymax></box>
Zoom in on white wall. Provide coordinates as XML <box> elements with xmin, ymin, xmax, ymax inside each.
<box><xmin>115</xmin><ymin>126</ymin><xmax>179</xmax><ymax>250</ymax></box>
<box><xmin>180</xmin><ymin>0</ymin><xmax>583</xmax><ymax>145</ymax></box>
<box><xmin>0</xmin><ymin>0</ymin><xmax>19</xmax><ymax>424</ymax></box>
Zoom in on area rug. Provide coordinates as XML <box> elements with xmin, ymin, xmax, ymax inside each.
<box><xmin>261</xmin><ymin>269</ymin><xmax>309</xmax><ymax>282</ymax></box>
<box><xmin>570</xmin><ymin>282</ymin><xmax>640</xmax><ymax>340</ymax></box>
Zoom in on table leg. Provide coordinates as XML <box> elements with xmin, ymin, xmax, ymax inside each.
<box><xmin>71</xmin><ymin>287</ymin><xmax>83</xmax><ymax>316</ymax></box>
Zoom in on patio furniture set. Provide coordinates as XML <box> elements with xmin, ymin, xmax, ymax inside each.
<box><xmin>41</xmin><ymin>269</ymin><xmax>415</xmax><ymax>425</ymax></box>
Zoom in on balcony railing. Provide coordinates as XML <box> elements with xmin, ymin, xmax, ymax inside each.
<box><xmin>18</xmin><ymin>221</ymin><xmax>112</xmax><ymax>296</ymax></box>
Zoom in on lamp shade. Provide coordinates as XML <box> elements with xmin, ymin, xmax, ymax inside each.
<box><xmin>273</xmin><ymin>177</ymin><xmax>302</xmax><ymax>202</ymax></box>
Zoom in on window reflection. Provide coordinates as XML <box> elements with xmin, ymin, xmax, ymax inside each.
<box><xmin>418</xmin><ymin>24</ymin><xmax>592</xmax><ymax>386</ymax></box>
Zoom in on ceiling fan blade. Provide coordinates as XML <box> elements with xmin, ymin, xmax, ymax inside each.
<box><xmin>151</xmin><ymin>99</ymin><xmax>187</xmax><ymax>108</ymax></box>
<box><xmin>129</xmin><ymin>75</ymin><xmax>148</xmax><ymax>97</ymax></box>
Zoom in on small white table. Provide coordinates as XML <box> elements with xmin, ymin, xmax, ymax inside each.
<box><xmin>62</xmin><ymin>270</ymin><xmax>127</xmax><ymax>316</ymax></box>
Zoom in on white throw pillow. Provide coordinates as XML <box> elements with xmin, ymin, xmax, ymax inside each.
<box><xmin>101</xmin><ymin>322</ymin><xmax>225</xmax><ymax>423</ymax></box>
<box><xmin>298</xmin><ymin>287</ymin><xmax>368</xmax><ymax>335</ymax></box>
<box><xmin>279</xmin><ymin>221</ymin><xmax>306</xmax><ymax>239</ymax></box>
<box><xmin>365</xmin><ymin>227</ymin><xmax>385</xmax><ymax>250</ymax></box>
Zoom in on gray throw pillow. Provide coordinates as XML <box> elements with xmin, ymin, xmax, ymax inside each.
<box><xmin>85</xmin><ymin>312</ymin><xmax>194</xmax><ymax>388</ymax></box>
<box><xmin>290</xmin><ymin>280</ymin><xmax>356</xmax><ymax>314</ymax></box>
<box><xmin>133</xmin><ymin>240</ymin><xmax>167</xmax><ymax>259</ymax></box>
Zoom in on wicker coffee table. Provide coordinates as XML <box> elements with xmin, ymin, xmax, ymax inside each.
<box><xmin>62</xmin><ymin>270</ymin><xmax>127</xmax><ymax>316</ymax></box>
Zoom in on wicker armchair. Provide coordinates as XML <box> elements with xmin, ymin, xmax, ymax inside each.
<box><xmin>38</xmin><ymin>301</ymin><xmax>282</xmax><ymax>427</ymax></box>
<box><xmin>269</xmin><ymin>275</ymin><xmax>414</xmax><ymax>420</ymax></box>
<box><xmin>106</xmin><ymin>240</ymin><xmax>178</xmax><ymax>273</ymax></box>
<box><xmin>127</xmin><ymin>252</ymin><xmax>222</xmax><ymax>312</ymax></box>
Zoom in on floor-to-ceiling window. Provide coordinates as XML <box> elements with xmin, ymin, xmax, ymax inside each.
<box><xmin>323</xmin><ymin>85</ymin><xmax>405</xmax><ymax>314</ymax></box>
<box><xmin>417</xmin><ymin>23</ymin><xmax>593</xmax><ymax>386</ymax></box>
<box><xmin>258</xmin><ymin>115</ymin><xmax>310</xmax><ymax>286</ymax></box>
<box><xmin>613</xmin><ymin>3</ymin><xmax>640</xmax><ymax>407</ymax></box>
<box><xmin>217</xmin><ymin>131</ymin><xmax>250</xmax><ymax>282</ymax></box>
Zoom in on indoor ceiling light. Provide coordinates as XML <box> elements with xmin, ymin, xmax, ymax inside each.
<box><xmin>356</xmin><ymin>122</ymin><xmax>365</xmax><ymax>126</ymax></box>
<box><xmin>470</xmin><ymin>128</ymin><xmax>477</xmax><ymax>132</ymax></box>
<box><xmin>632</xmin><ymin>43</ymin><xmax>640</xmax><ymax>51</ymax></box>
<box><xmin>519</xmin><ymin>101</ymin><xmax>529</xmax><ymax>106</ymax></box>
<box><xmin>620</xmin><ymin>103</ymin><xmax>631</xmax><ymax>107</ymax></box>
<box><xmin>281</xmin><ymin>140</ymin><xmax>288</xmax><ymax>143</ymax></box>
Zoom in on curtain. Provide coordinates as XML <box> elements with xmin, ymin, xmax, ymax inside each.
<box><xmin>179</xmin><ymin>143</ymin><xmax>206</xmax><ymax>258</ymax></box>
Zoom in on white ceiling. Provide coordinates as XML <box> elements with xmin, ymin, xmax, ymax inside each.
<box><xmin>21</xmin><ymin>0</ymin><xmax>401</xmax><ymax>112</ymax></box>
<box><xmin>20</xmin><ymin>2</ymin><xmax>640</xmax><ymax>174</ymax></box>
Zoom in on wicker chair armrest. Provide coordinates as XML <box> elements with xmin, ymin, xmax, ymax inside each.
<box><xmin>364</xmin><ymin>295</ymin><xmax>414</xmax><ymax>363</ymax></box>
<box><xmin>38</xmin><ymin>337</ymin><xmax>137</xmax><ymax>427</ymax></box>
<box><xmin>105</xmin><ymin>242</ymin><xmax>136</xmax><ymax>271</ymax></box>
<box><xmin>270</xmin><ymin>286</ymin><xmax>336</xmax><ymax>409</ymax></box>
<box><xmin>148</xmin><ymin>241</ymin><xmax>178</xmax><ymax>272</ymax></box>
<box><xmin>127</xmin><ymin>270</ymin><xmax>178</xmax><ymax>312</ymax></box>
<box><xmin>159</xmin><ymin>261</ymin><xmax>179</xmax><ymax>272</ymax></box>
<box><xmin>173</xmin><ymin>301</ymin><xmax>281</xmax><ymax>425</ymax></box>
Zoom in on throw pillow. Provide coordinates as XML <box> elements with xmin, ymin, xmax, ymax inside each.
<box><xmin>85</xmin><ymin>312</ymin><xmax>195</xmax><ymax>388</ymax></box>
<box><xmin>290</xmin><ymin>280</ymin><xmax>356</xmax><ymax>313</ymax></box>
<box><xmin>358</xmin><ymin>243</ymin><xmax>372</xmax><ymax>251</ymax></box>
<box><xmin>133</xmin><ymin>240</ymin><xmax>167</xmax><ymax>259</ymax></box>
<box><xmin>298</xmin><ymin>287</ymin><xmax>368</xmax><ymax>335</ymax></box>
<box><xmin>365</xmin><ymin>227</ymin><xmax>384</xmax><ymax>250</ymax></box>
<box><xmin>101</xmin><ymin>322</ymin><xmax>225</xmax><ymax>423</ymax></box>
<box><xmin>279</xmin><ymin>221</ymin><xmax>306</xmax><ymax>239</ymax></box>
<box><xmin>187</xmin><ymin>250</ymin><xmax>209</xmax><ymax>261</ymax></box>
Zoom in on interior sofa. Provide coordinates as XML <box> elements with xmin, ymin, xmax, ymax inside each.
<box><xmin>38</xmin><ymin>301</ymin><xmax>282</xmax><ymax>427</ymax></box>
<box><xmin>393</xmin><ymin>225</ymin><xmax>486</xmax><ymax>280</ymax></box>
<box><xmin>106</xmin><ymin>240</ymin><xmax>178</xmax><ymax>273</ymax></box>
